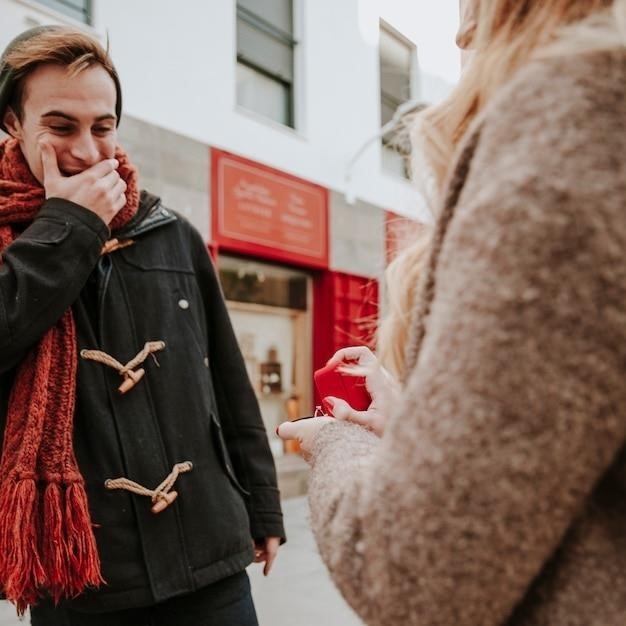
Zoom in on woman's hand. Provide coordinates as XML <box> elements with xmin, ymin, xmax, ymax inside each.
<box><xmin>324</xmin><ymin>346</ymin><xmax>398</xmax><ymax>437</ymax></box>
<box><xmin>277</xmin><ymin>347</ymin><xmax>397</xmax><ymax>456</ymax></box>
<box><xmin>276</xmin><ymin>416</ymin><xmax>334</xmax><ymax>461</ymax></box>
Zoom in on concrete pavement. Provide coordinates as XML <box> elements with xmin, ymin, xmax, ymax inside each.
<box><xmin>248</xmin><ymin>496</ymin><xmax>363</xmax><ymax>626</ymax></box>
<box><xmin>0</xmin><ymin>496</ymin><xmax>363</xmax><ymax>626</ymax></box>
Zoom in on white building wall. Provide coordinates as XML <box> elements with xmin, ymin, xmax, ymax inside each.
<box><xmin>1</xmin><ymin>0</ymin><xmax>460</xmax><ymax>226</ymax></box>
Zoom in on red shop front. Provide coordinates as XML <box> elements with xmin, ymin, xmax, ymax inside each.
<box><xmin>210</xmin><ymin>149</ymin><xmax>378</xmax><ymax>456</ymax></box>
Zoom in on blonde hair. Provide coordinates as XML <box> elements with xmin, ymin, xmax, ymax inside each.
<box><xmin>383</xmin><ymin>0</ymin><xmax>625</xmax><ymax>380</ymax></box>
<box><xmin>413</xmin><ymin>0</ymin><xmax>624</xmax><ymax>197</ymax></box>
<box><xmin>377</xmin><ymin>227</ymin><xmax>432</xmax><ymax>380</ymax></box>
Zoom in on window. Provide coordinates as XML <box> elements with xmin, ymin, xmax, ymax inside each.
<box><xmin>219</xmin><ymin>256</ymin><xmax>308</xmax><ymax>311</ymax></box>
<box><xmin>236</xmin><ymin>0</ymin><xmax>296</xmax><ymax>128</ymax></box>
<box><xmin>36</xmin><ymin>0</ymin><xmax>91</xmax><ymax>23</ymax></box>
<box><xmin>379</xmin><ymin>23</ymin><xmax>416</xmax><ymax>178</ymax></box>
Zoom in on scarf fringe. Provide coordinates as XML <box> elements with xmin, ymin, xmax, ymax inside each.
<box><xmin>0</xmin><ymin>478</ymin><xmax>45</xmax><ymax>615</ymax></box>
<box><xmin>0</xmin><ymin>479</ymin><xmax>102</xmax><ymax>614</ymax></box>
<box><xmin>63</xmin><ymin>482</ymin><xmax>103</xmax><ymax>594</ymax></box>
<box><xmin>42</xmin><ymin>481</ymin><xmax>103</xmax><ymax>604</ymax></box>
<box><xmin>41</xmin><ymin>482</ymin><xmax>66</xmax><ymax>601</ymax></box>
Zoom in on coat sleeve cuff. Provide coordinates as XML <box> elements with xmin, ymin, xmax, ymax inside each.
<box><xmin>247</xmin><ymin>486</ymin><xmax>286</xmax><ymax>543</ymax></box>
<box><xmin>38</xmin><ymin>197</ymin><xmax>110</xmax><ymax>242</ymax></box>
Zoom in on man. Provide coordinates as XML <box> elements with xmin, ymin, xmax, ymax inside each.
<box><xmin>0</xmin><ymin>25</ymin><xmax>284</xmax><ymax>625</ymax></box>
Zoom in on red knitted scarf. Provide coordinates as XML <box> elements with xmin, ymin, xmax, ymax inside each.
<box><xmin>0</xmin><ymin>137</ymin><xmax>139</xmax><ymax>613</ymax></box>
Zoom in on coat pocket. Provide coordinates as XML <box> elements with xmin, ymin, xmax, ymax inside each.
<box><xmin>210</xmin><ymin>412</ymin><xmax>251</xmax><ymax>497</ymax></box>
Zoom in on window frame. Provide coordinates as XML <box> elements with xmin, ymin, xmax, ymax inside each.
<box><xmin>378</xmin><ymin>21</ymin><xmax>419</xmax><ymax>178</ymax></box>
<box><xmin>34</xmin><ymin>0</ymin><xmax>92</xmax><ymax>24</ymax></box>
<box><xmin>235</xmin><ymin>1</ymin><xmax>297</xmax><ymax>128</ymax></box>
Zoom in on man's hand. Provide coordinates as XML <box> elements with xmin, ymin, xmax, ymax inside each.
<box><xmin>253</xmin><ymin>536</ymin><xmax>281</xmax><ymax>576</ymax></box>
<box><xmin>40</xmin><ymin>142</ymin><xmax>127</xmax><ymax>225</ymax></box>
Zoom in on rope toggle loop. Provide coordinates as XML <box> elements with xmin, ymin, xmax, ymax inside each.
<box><xmin>105</xmin><ymin>461</ymin><xmax>194</xmax><ymax>514</ymax></box>
<box><xmin>80</xmin><ymin>341</ymin><xmax>166</xmax><ymax>394</ymax></box>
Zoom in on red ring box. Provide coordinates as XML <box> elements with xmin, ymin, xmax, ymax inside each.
<box><xmin>314</xmin><ymin>362</ymin><xmax>372</xmax><ymax>415</ymax></box>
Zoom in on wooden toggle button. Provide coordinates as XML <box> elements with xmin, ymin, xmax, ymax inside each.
<box><xmin>151</xmin><ymin>491</ymin><xmax>178</xmax><ymax>514</ymax></box>
<box><xmin>118</xmin><ymin>368</ymin><xmax>145</xmax><ymax>394</ymax></box>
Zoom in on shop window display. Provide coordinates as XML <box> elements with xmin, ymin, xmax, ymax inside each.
<box><xmin>219</xmin><ymin>255</ymin><xmax>312</xmax><ymax>455</ymax></box>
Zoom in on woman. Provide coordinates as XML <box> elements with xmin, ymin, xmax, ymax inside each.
<box><xmin>278</xmin><ymin>2</ymin><xmax>626</xmax><ymax>625</ymax></box>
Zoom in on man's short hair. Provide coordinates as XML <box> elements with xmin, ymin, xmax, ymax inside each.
<box><xmin>0</xmin><ymin>25</ymin><xmax>122</xmax><ymax>132</ymax></box>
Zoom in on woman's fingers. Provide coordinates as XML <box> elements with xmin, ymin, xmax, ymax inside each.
<box><xmin>326</xmin><ymin>345</ymin><xmax>377</xmax><ymax>368</ymax></box>
<box><xmin>326</xmin><ymin>396</ymin><xmax>360</xmax><ymax>420</ymax></box>
<box><xmin>326</xmin><ymin>396</ymin><xmax>387</xmax><ymax>436</ymax></box>
<box><xmin>276</xmin><ymin>416</ymin><xmax>334</xmax><ymax>457</ymax></box>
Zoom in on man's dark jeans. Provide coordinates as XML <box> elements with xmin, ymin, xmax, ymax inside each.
<box><xmin>30</xmin><ymin>571</ymin><xmax>259</xmax><ymax>626</ymax></box>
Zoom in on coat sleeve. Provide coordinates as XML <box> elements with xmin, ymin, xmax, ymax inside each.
<box><xmin>0</xmin><ymin>199</ymin><xmax>109</xmax><ymax>373</ymax></box>
<box><xmin>190</xmin><ymin>230</ymin><xmax>285</xmax><ymax>542</ymax></box>
<box><xmin>306</xmin><ymin>52</ymin><xmax>626</xmax><ymax>626</ymax></box>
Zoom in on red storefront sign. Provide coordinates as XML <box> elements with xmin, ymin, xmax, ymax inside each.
<box><xmin>212</xmin><ymin>149</ymin><xmax>329</xmax><ymax>268</ymax></box>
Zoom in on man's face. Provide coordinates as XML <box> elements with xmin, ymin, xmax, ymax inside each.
<box><xmin>2</xmin><ymin>63</ymin><xmax>117</xmax><ymax>184</ymax></box>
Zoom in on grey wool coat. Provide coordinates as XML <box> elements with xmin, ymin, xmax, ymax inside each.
<box><xmin>307</xmin><ymin>47</ymin><xmax>626</xmax><ymax>626</ymax></box>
